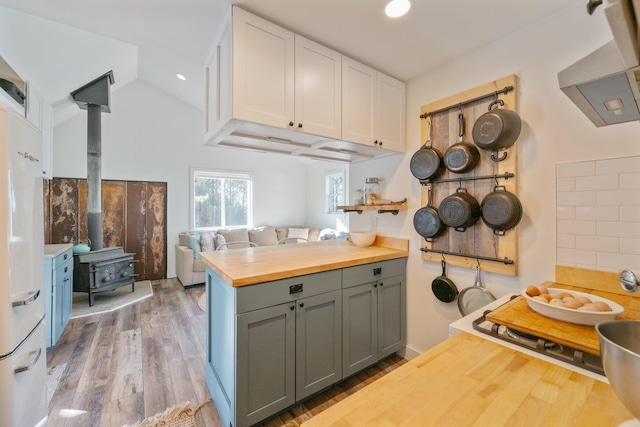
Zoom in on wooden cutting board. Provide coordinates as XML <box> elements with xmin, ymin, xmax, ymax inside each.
<box><xmin>486</xmin><ymin>282</ymin><xmax>640</xmax><ymax>356</ymax></box>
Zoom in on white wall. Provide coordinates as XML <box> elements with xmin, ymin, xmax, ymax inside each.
<box><xmin>53</xmin><ymin>80</ymin><xmax>315</xmax><ymax>278</ymax></box>
<box><xmin>350</xmin><ymin>3</ymin><xmax>640</xmax><ymax>356</ymax></box>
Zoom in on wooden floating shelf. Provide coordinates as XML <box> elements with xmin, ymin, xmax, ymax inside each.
<box><xmin>337</xmin><ymin>204</ymin><xmax>408</xmax><ymax>215</ymax></box>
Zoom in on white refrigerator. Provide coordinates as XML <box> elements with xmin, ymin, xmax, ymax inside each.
<box><xmin>0</xmin><ymin>101</ymin><xmax>47</xmax><ymax>427</ymax></box>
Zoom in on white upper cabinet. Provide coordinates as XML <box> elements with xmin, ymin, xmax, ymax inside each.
<box><xmin>342</xmin><ymin>57</ymin><xmax>405</xmax><ymax>152</ymax></box>
<box><xmin>25</xmin><ymin>82</ymin><xmax>53</xmax><ymax>178</ymax></box>
<box><xmin>204</xmin><ymin>6</ymin><xmax>405</xmax><ymax>161</ymax></box>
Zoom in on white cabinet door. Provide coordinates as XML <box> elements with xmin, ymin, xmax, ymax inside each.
<box><xmin>294</xmin><ymin>35</ymin><xmax>341</xmax><ymax>139</ymax></box>
<box><xmin>376</xmin><ymin>73</ymin><xmax>405</xmax><ymax>152</ymax></box>
<box><xmin>41</xmin><ymin>101</ymin><xmax>53</xmax><ymax>178</ymax></box>
<box><xmin>25</xmin><ymin>82</ymin><xmax>42</xmax><ymax>132</ymax></box>
<box><xmin>341</xmin><ymin>57</ymin><xmax>376</xmax><ymax>146</ymax></box>
<box><xmin>232</xmin><ymin>6</ymin><xmax>295</xmax><ymax>129</ymax></box>
<box><xmin>204</xmin><ymin>16</ymin><xmax>232</xmax><ymax>140</ymax></box>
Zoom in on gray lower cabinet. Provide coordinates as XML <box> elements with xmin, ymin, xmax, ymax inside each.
<box><xmin>342</xmin><ymin>258</ymin><xmax>406</xmax><ymax>377</ymax></box>
<box><xmin>206</xmin><ymin>257</ymin><xmax>404</xmax><ymax>427</ymax></box>
<box><xmin>44</xmin><ymin>245</ymin><xmax>74</xmax><ymax>347</ymax></box>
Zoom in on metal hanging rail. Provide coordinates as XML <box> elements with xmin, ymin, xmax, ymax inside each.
<box><xmin>420</xmin><ymin>248</ymin><xmax>515</xmax><ymax>265</ymax></box>
<box><xmin>419</xmin><ymin>86</ymin><xmax>515</xmax><ymax>119</ymax></box>
<box><xmin>419</xmin><ymin>172</ymin><xmax>515</xmax><ymax>185</ymax></box>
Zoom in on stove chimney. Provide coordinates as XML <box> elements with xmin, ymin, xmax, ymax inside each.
<box><xmin>70</xmin><ymin>71</ymin><xmax>114</xmax><ymax>251</ymax></box>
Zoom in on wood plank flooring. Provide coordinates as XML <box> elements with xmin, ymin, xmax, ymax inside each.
<box><xmin>47</xmin><ymin>278</ymin><xmax>406</xmax><ymax>426</ymax></box>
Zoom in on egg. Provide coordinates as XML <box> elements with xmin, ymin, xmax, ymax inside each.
<box><xmin>576</xmin><ymin>296</ymin><xmax>592</xmax><ymax>305</ymax></box>
<box><xmin>564</xmin><ymin>299</ymin><xmax>583</xmax><ymax>309</ymax></box>
<box><xmin>577</xmin><ymin>303</ymin><xmax>604</xmax><ymax>312</ymax></box>
<box><xmin>526</xmin><ymin>286</ymin><xmax>540</xmax><ymax>297</ymax></box>
<box><xmin>539</xmin><ymin>293</ymin><xmax>552</xmax><ymax>302</ymax></box>
<box><xmin>538</xmin><ymin>285</ymin><xmax>549</xmax><ymax>295</ymax></box>
<box><xmin>532</xmin><ymin>296</ymin><xmax>548</xmax><ymax>303</ymax></box>
<box><xmin>560</xmin><ymin>292</ymin><xmax>574</xmax><ymax>299</ymax></box>
<box><xmin>550</xmin><ymin>300</ymin><xmax>567</xmax><ymax>308</ymax></box>
<box><xmin>592</xmin><ymin>301</ymin><xmax>612</xmax><ymax>312</ymax></box>
<box><xmin>549</xmin><ymin>298</ymin><xmax>564</xmax><ymax>304</ymax></box>
<box><xmin>549</xmin><ymin>292</ymin><xmax>564</xmax><ymax>300</ymax></box>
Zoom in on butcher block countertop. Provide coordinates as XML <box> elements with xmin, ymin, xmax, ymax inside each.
<box><xmin>302</xmin><ymin>331</ymin><xmax>634</xmax><ymax>427</ymax></box>
<box><xmin>198</xmin><ymin>236</ymin><xmax>408</xmax><ymax>287</ymax></box>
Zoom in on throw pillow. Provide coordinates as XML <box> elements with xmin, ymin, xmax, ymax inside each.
<box><xmin>200</xmin><ymin>232</ymin><xmax>216</xmax><ymax>252</ymax></box>
<box><xmin>287</xmin><ymin>227</ymin><xmax>309</xmax><ymax>240</ymax></box>
<box><xmin>218</xmin><ymin>228</ymin><xmax>250</xmax><ymax>243</ymax></box>
<box><xmin>215</xmin><ymin>233</ymin><xmax>227</xmax><ymax>250</ymax></box>
<box><xmin>249</xmin><ymin>226</ymin><xmax>278</xmax><ymax>246</ymax></box>
<box><xmin>187</xmin><ymin>234</ymin><xmax>201</xmax><ymax>260</ymax></box>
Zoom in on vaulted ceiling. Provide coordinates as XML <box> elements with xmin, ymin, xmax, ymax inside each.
<box><xmin>0</xmin><ymin>0</ymin><xmax>595</xmax><ymax>125</ymax></box>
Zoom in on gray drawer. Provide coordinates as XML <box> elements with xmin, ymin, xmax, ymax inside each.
<box><xmin>342</xmin><ymin>258</ymin><xmax>406</xmax><ymax>288</ymax></box>
<box><xmin>52</xmin><ymin>248</ymin><xmax>73</xmax><ymax>269</ymax></box>
<box><xmin>236</xmin><ymin>269</ymin><xmax>341</xmax><ymax>313</ymax></box>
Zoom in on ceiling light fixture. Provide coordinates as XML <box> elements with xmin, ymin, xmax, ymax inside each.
<box><xmin>176</xmin><ymin>73</ymin><xmax>186</xmax><ymax>81</ymax></box>
<box><xmin>385</xmin><ymin>0</ymin><xmax>411</xmax><ymax>18</ymax></box>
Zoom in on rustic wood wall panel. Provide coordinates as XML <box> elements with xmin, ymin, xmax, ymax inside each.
<box><xmin>44</xmin><ymin>178</ymin><xmax>167</xmax><ymax>280</ymax></box>
<box><xmin>419</xmin><ymin>74</ymin><xmax>518</xmax><ymax>276</ymax></box>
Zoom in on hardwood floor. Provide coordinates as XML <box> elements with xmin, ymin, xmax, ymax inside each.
<box><xmin>47</xmin><ymin>278</ymin><xmax>406</xmax><ymax>426</ymax></box>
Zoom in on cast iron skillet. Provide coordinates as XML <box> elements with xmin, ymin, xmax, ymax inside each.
<box><xmin>438</xmin><ymin>187</ymin><xmax>481</xmax><ymax>232</ymax></box>
<box><xmin>481</xmin><ymin>185</ymin><xmax>523</xmax><ymax>235</ymax></box>
<box><xmin>457</xmin><ymin>263</ymin><xmax>496</xmax><ymax>316</ymax></box>
<box><xmin>413</xmin><ymin>183</ymin><xmax>445</xmax><ymax>242</ymax></box>
<box><xmin>472</xmin><ymin>98</ymin><xmax>522</xmax><ymax>162</ymax></box>
<box><xmin>410</xmin><ymin>117</ymin><xmax>443</xmax><ymax>181</ymax></box>
<box><xmin>432</xmin><ymin>259</ymin><xmax>458</xmax><ymax>303</ymax></box>
<box><xmin>443</xmin><ymin>110</ymin><xmax>480</xmax><ymax>174</ymax></box>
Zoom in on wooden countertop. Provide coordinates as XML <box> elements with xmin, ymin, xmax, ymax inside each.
<box><xmin>44</xmin><ymin>243</ymin><xmax>73</xmax><ymax>258</ymax></box>
<box><xmin>198</xmin><ymin>237</ymin><xmax>409</xmax><ymax>287</ymax></box>
<box><xmin>302</xmin><ymin>332</ymin><xmax>634</xmax><ymax>427</ymax></box>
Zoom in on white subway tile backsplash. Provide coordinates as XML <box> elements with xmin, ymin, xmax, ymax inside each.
<box><xmin>557</xmin><ymin>156</ymin><xmax>640</xmax><ymax>272</ymax></box>
<box><xmin>556</xmin><ymin>206</ymin><xmax>575</xmax><ymax>220</ymax></box>
<box><xmin>575</xmin><ymin>175</ymin><xmax>619</xmax><ymax>191</ymax></box>
<box><xmin>556</xmin><ymin>177</ymin><xmax>575</xmax><ymax>192</ymax></box>
<box><xmin>557</xmin><ymin>161</ymin><xmax>595</xmax><ymax>178</ymax></box>
<box><xmin>576</xmin><ymin>206</ymin><xmax>619</xmax><ymax>221</ymax></box>
<box><xmin>557</xmin><ymin>220</ymin><xmax>596</xmax><ymax>235</ymax></box>
<box><xmin>557</xmin><ymin>234</ymin><xmax>576</xmax><ymax>248</ymax></box>
<box><xmin>597</xmin><ymin>189</ymin><xmax>640</xmax><ymax>206</ymax></box>
<box><xmin>575</xmin><ymin>235</ymin><xmax>619</xmax><ymax>252</ymax></box>
<box><xmin>597</xmin><ymin>221</ymin><xmax>640</xmax><ymax>238</ymax></box>
<box><xmin>557</xmin><ymin>191</ymin><xmax>596</xmax><ymax>206</ymax></box>
<box><xmin>620</xmin><ymin>238</ymin><xmax>640</xmax><ymax>255</ymax></box>
<box><xmin>596</xmin><ymin>156</ymin><xmax>640</xmax><ymax>175</ymax></box>
<box><xmin>557</xmin><ymin>248</ymin><xmax>597</xmax><ymax>265</ymax></box>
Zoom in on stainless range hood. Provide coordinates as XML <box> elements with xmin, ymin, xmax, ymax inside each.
<box><xmin>558</xmin><ymin>0</ymin><xmax>640</xmax><ymax>127</ymax></box>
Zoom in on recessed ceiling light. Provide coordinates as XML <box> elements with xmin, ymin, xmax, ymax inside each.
<box><xmin>385</xmin><ymin>0</ymin><xmax>411</xmax><ymax>18</ymax></box>
<box><xmin>176</xmin><ymin>73</ymin><xmax>186</xmax><ymax>81</ymax></box>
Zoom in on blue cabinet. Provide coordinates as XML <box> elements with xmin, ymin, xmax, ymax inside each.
<box><xmin>44</xmin><ymin>244</ymin><xmax>73</xmax><ymax>347</ymax></box>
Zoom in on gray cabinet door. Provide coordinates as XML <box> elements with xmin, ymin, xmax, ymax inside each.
<box><xmin>60</xmin><ymin>263</ymin><xmax>73</xmax><ymax>332</ymax></box>
<box><xmin>342</xmin><ymin>282</ymin><xmax>377</xmax><ymax>377</ymax></box>
<box><xmin>237</xmin><ymin>302</ymin><xmax>296</xmax><ymax>427</ymax></box>
<box><xmin>377</xmin><ymin>274</ymin><xmax>406</xmax><ymax>358</ymax></box>
<box><xmin>296</xmin><ymin>289</ymin><xmax>342</xmax><ymax>399</ymax></box>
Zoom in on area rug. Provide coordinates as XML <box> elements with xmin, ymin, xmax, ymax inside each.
<box><xmin>71</xmin><ymin>280</ymin><xmax>153</xmax><ymax>319</ymax></box>
<box><xmin>125</xmin><ymin>400</ymin><xmax>211</xmax><ymax>427</ymax></box>
<box><xmin>197</xmin><ymin>293</ymin><xmax>206</xmax><ymax>312</ymax></box>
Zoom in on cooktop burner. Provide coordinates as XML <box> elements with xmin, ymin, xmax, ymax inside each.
<box><xmin>472</xmin><ymin>306</ymin><xmax>604</xmax><ymax>376</ymax></box>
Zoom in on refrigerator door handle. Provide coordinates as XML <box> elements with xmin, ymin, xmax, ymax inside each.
<box><xmin>12</xmin><ymin>289</ymin><xmax>41</xmax><ymax>307</ymax></box>
<box><xmin>13</xmin><ymin>348</ymin><xmax>42</xmax><ymax>374</ymax></box>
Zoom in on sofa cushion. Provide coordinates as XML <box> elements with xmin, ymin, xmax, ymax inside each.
<box><xmin>276</xmin><ymin>226</ymin><xmax>301</xmax><ymax>241</ymax></box>
<box><xmin>200</xmin><ymin>231</ymin><xmax>216</xmax><ymax>252</ymax></box>
<box><xmin>215</xmin><ymin>234</ymin><xmax>226</xmax><ymax>249</ymax></box>
<box><xmin>179</xmin><ymin>232</ymin><xmax>190</xmax><ymax>247</ymax></box>
<box><xmin>187</xmin><ymin>234</ymin><xmax>201</xmax><ymax>260</ymax></box>
<box><xmin>218</xmin><ymin>228</ymin><xmax>249</xmax><ymax>243</ymax></box>
<box><xmin>249</xmin><ymin>226</ymin><xmax>278</xmax><ymax>246</ymax></box>
<box><xmin>307</xmin><ymin>227</ymin><xmax>321</xmax><ymax>242</ymax></box>
<box><xmin>287</xmin><ymin>227</ymin><xmax>309</xmax><ymax>240</ymax></box>
<box><xmin>193</xmin><ymin>258</ymin><xmax>207</xmax><ymax>272</ymax></box>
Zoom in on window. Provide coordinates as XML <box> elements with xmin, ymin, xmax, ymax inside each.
<box><xmin>326</xmin><ymin>171</ymin><xmax>345</xmax><ymax>214</ymax></box>
<box><xmin>191</xmin><ymin>168</ymin><xmax>252</xmax><ymax>229</ymax></box>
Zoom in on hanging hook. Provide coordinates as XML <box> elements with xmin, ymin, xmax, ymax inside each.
<box><xmin>476</xmin><ymin>256</ymin><xmax>481</xmax><ymax>268</ymax></box>
<box><xmin>494</xmin><ymin>176</ymin><xmax>500</xmax><ymax>187</ymax></box>
<box><xmin>441</xmin><ymin>251</ymin><xmax>445</xmax><ymax>262</ymax></box>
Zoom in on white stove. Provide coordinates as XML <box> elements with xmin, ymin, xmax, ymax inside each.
<box><xmin>449</xmin><ymin>293</ymin><xmax>608</xmax><ymax>383</ymax></box>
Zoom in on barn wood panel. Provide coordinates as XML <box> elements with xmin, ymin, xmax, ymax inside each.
<box><xmin>419</xmin><ymin>74</ymin><xmax>518</xmax><ymax>276</ymax></box>
<box><xmin>44</xmin><ymin>178</ymin><xmax>167</xmax><ymax>280</ymax></box>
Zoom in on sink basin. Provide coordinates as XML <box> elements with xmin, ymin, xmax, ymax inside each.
<box><xmin>596</xmin><ymin>320</ymin><xmax>640</xmax><ymax>424</ymax></box>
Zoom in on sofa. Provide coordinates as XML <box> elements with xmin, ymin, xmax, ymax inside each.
<box><xmin>176</xmin><ymin>225</ymin><xmax>340</xmax><ymax>288</ymax></box>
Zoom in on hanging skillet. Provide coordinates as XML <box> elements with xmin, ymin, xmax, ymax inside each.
<box><xmin>481</xmin><ymin>185</ymin><xmax>523</xmax><ymax>235</ymax></box>
<box><xmin>457</xmin><ymin>261</ymin><xmax>496</xmax><ymax>316</ymax></box>
<box><xmin>472</xmin><ymin>98</ymin><xmax>522</xmax><ymax>162</ymax></box>
<box><xmin>443</xmin><ymin>107</ymin><xmax>480</xmax><ymax>174</ymax></box>
<box><xmin>413</xmin><ymin>183</ymin><xmax>445</xmax><ymax>241</ymax></box>
<box><xmin>432</xmin><ymin>258</ymin><xmax>458</xmax><ymax>303</ymax></box>
<box><xmin>410</xmin><ymin>116</ymin><xmax>443</xmax><ymax>181</ymax></box>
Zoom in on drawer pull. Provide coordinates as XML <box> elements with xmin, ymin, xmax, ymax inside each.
<box><xmin>63</xmin><ymin>253</ymin><xmax>68</xmax><ymax>260</ymax></box>
<box><xmin>299</xmin><ymin>302</ymin><xmax>304</xmax><ymax>308</ymax></box>
<box><xmin>290</xmin><ymin>305</ymin><xmax>295</xmax><ymax>311</ymax></box>
<box><xmin>64</xmin><ymin>266</ymin><xmax>68</xmax><ymax>273</ymax></box>
<box><xmin>289</xmin><ymin>284</ymin><xmax>303</xmax><ymax>294</ymax></box>
<box><xmin>373</xmin><ymin>267</ymin><xmax>382</xmax><ymax>275</ymax></box>
<box><xmin>14</xmin><ymin>348</ymin><xmax>42</xmax><ymax>374</ymax></box>
<box><xmin>12</xmin><ymin>290</ymin><xmax>41</xmax><ymax>307</ymax></box>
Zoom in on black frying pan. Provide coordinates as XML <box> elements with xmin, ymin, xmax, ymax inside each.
<box><xmin>410</xmin><ymin>117</ymin><xmax>442</xmax><ymax>181</ymax></box>
<box><xmin>413</xmin><ymin>183</ymin><xmax>445</xmax><ymax>241</ymax></box>
<box><xmin>432</xmin><ymin>259</ymin><xmax>458</xmax><ymax>303</ymax></box>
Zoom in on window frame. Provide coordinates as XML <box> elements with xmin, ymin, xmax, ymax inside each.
<box><xmin>325</xmin><ymin>170</ymin><xmax>345</xmax><ymax>215</ymax></box>
<box><xmin>190</xmin><ymin>167</ymin><xmax>253</xmax><ymax>230</ymax></box>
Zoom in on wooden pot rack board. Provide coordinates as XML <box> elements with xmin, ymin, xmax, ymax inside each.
<box><xmin>487</xmin><ymin>266</ymin><xmax>640</xmax><ymax>357</ymax></box>
<box><xmin>419</xmin><ymin>74</ymin><xmax>518</xmax><ymax>276</ymax></box>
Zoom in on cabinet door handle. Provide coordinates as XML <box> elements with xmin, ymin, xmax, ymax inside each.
<box><xmin>64</xmin><ymin>266</ymin><xmax>68</xmax><ymax>273</ymax></box>
<box><xmin>12</xmin><ymin>289</ymin><xmax>40</xmax><ymax>307</ymax></box>
<box><xmin>373</xmin><ymin>283</ymin><xmax>378</xmax><ymax>288</ymax></box>
<box><xmin>299</xmin><ymin>302</ymin><xmax>304</xmax><ymax>308</ymax></box>
<box><xmin>290</xmin><ymin>305</ymin><xmax>295</xmax><ymax>310</ymax></box>
<box><xmin>297</xmin><ymin>123</ymin><xmax>303</xmax><ymax>128</ymax></box>
<box><xmin>289</xmin><ymin>121</ymin><xmax>294</xmax><ymax>127</ymax></box>
<box><xmin>14</xmin><ymin>348</ymin><xmax>42</xmax><ymax>374</ymax></box>
<box><xmin>63</xmin><ymin>253</ymin><xmax>68</xmax><ymax>260</ymax></box>
<box><xmin>379</xmin><ymin>282</ymin><xmax>384</xmax><ymax>287</ymax></box>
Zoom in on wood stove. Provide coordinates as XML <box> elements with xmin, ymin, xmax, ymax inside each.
<box><xmin>73</xmin><ymin>247</ymin><xmax>136</xmax><ymax>306</ymax></box>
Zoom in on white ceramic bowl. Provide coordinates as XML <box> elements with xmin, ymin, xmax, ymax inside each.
<box><xmin>521</xmin><ymin>287</ymin><xmax>623</xmax><ymax>326</ymax></box>
<box><xmin>350</xmin><ymin>231</ymin><xmax>376</xmax><ymax>247</ymax></box>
